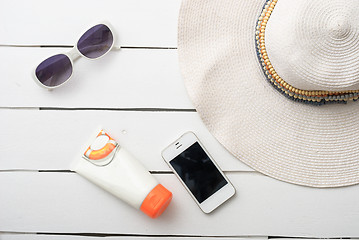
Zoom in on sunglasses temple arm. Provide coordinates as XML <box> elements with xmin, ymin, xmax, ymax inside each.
<box><xmin>112</xmin><ymin>46</ymin><xmax>121</xmax><ymax>51</ymax></box>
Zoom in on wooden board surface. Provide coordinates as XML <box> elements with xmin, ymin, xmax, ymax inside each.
<box><xmin>1</xmin><ymin>0</ymin><xmax>359</xmax><ymax>239</ymax></box>
<box><xmin>0</xmin><ymin>0</ymin><xmax>179</xmax><ymax>47</ymax></box>
<box><xmin>0</xmin><ymin>109</ymin><xmax>252</xmax><ymax>171</ymax></box>
<box><xmin>0</xmin><ymin>47</ymin><xmax>192</xmax><ymax>109</ymax></box>
<box><xmin>1</xmin><ymin>172</ymin><xmax>359</xmax><ymax>237</ymax></box>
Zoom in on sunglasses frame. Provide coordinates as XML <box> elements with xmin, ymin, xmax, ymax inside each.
<box><xmin>33</xmin><ymin>21</ymin><xmax>119</xmax><ymax>90</ymax></box>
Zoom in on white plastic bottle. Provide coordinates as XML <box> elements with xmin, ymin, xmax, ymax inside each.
<box><xmin>71</xmin><ymin>128</ymin><xmax>172</xmax><ymax>218</ymax></box>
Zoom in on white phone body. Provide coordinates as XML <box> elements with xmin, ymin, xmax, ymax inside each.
<box><xmin>161</xmin><ymin>132</ymin><xmax>235</xmax><ymax>213</ymax></box>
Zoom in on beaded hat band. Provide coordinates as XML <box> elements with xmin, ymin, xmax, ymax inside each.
<box><xmin>255</xmin><ymin>0</ymin><xmax>359</xmax><ymax>105</ymax></box>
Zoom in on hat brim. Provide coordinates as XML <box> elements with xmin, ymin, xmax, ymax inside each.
<box><xmin>178</xmin><ymin>0</ymin><xmax>359</xmax><ymax>187</ymax></box>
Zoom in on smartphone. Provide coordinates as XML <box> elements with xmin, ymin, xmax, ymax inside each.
<box><xmin>161</xmin><ymin>132</ymin><xmax>235</xmax><ymax>213</ymax></box>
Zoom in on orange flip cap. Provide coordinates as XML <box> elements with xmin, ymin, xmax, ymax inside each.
<box><xmin>140</xmin><ymin>184</ymin><xmax>172</xmax><ymax>218</ymax></box>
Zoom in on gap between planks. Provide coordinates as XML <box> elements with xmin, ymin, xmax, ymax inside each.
<box><xmin>0</xmin><ymin>44</ymin><xmax>177</xmax><ymax>50</ymax></box>
<box><xmin>0</xmin><ymin>107</ymin><xmax>196</xmax><ymax>112</ymax></box>
<box><xmin>0</xmin><ymin>231</ymin><xmax>355</xmax><ymax>239</ymax></box>
<box><xmin>0</xmin><ymin>169</ymin><xmax>255</xmax><ymax>174</ymax></box>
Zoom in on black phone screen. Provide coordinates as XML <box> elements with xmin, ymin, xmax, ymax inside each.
<box><xmin>170</xmin><ymin>142</ymin><xmax>228</xmax><ymax>203</ymax></box>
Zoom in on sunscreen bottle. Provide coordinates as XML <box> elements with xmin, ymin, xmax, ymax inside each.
<box><xmin>71</xmin><ymin>128</ymin><xmax>172</xmax><ymax>218</ymax></box>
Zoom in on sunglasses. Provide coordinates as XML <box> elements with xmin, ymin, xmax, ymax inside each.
<box><xmin>34</xmin><ymin>22</ymin><xmax>118</xmax><ymax>89</ymax></box>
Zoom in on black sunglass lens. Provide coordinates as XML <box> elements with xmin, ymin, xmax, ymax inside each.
<box><xmin>35</xmin><ymin>54</ymin><xmax>73</xmax><ymax>87</ymax></box>
<box><xmin>77</xmin><ymin>24</ymin><xmax>113</xmax><ymax>59</ymax></box>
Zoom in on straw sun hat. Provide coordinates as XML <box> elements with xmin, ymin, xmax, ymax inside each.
<box><xmin>178</xmin><ymin>0</ymin><xmax>359</xmax><ymax>187</ymax></box>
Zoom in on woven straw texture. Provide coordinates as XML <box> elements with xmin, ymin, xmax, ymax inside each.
<box><xmin>178</xmin><ymin>0</ymin><xmax>359</xmax><ymax>187</ymax></box>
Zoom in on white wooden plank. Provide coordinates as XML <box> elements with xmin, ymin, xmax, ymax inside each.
<box><xmin>0</xmin><ymin>109</ymin><xmax>252</xmax><ymax>171</ymax></box>
<box><xmin>0</xmin><ymin>47</ymin><xmax>192</xmax><ymax>108</ymax></box>
<box><xmin>0</xmin><ymin>0</ymin><xmax>179</xmax><ymax>47</ymax></box>
<box><xmin>1</xmin><ymin>172</ymin><xmax>359</xmax><ymax>237</ymax></box>
<box><xmin>0</xmin><ymin>234</ymin><xmax>257</xmax><ymax>240</ymax></box>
